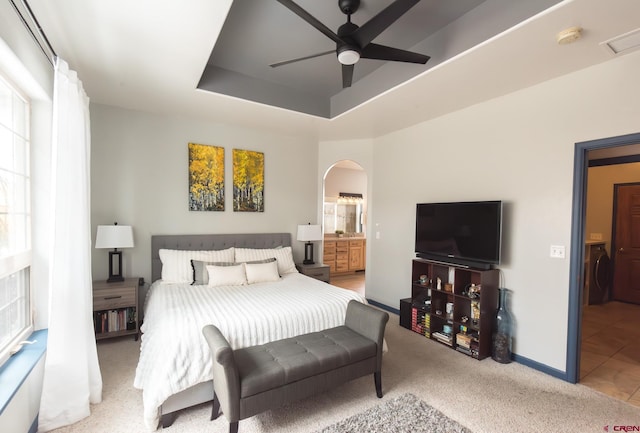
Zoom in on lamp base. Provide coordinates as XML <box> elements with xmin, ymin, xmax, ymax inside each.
<box><xmin>303</xmin><ymin>242</ymin><xmax>315</xmax><ymax>265</ymax></box>
<box><xmin>107</xmin><ymin>250</ymin><xmax>125</xmax><ymax>283</ymax></box>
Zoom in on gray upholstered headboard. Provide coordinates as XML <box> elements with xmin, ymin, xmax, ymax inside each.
<box><xmin>150</xmin><ymin>233</ymin><xmax>292</xmax><ymax>283</ymax></box>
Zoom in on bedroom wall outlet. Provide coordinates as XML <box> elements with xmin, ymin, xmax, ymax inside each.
<box><xmin>550</xmin><ymin>245</ymin><xmax>565</xmax><ymax>259</ymax></box>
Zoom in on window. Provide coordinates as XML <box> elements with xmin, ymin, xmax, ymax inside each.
<box><xmin>0</xmin><ymin>73</ymin><xmax>31</xmax><ymax>366</ymax></box>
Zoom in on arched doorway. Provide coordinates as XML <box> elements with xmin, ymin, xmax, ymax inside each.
<box><xmin>323</xmin><ymin>160</ymin><xmax>367</xmax><ymax>296</ymax></box>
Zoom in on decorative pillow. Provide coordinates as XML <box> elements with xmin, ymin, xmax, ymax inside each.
<box><xmin>245</xmin><ymin>260</ymin><xmax>280</xmax><ymax>284</ymax></box>
<box><xmin>159</xmin><ymin>247</ymin><xmax>235</xmax><ymax>283</ymax></box>
<box><xmin>207</xmin><ymin>263</ymin><xmax>247</xmax><ymax>287</ymax></box>
<box><xmin>191</xmin><ymin>260</ymin><xmax>234</xmax><ymax>285</ymax></box>
<box><xmin>192</xmin><ymin>258</ymin><xmax>276</xmax><ymax>285</ymax></box>
<box><xmin>235</xmin><ymin>247</ymin><xmax>298</xmax><ymax>275</ymax></box>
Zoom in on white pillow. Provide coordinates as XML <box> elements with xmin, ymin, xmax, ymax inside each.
<box><xmin>207</xmin><ymin>263</ymin><xmax>247</xmax><ymax>287</ymax></box>
<box><xmin>235</xmin><ymin>246</ymin><xmax>298</xmax><ymax>276</ymax></box>
<box><xmin>160</xmin><ymin>247</ymin><xmax>235</xmax><ymax>283</ymax></box>
<box><xmin>245</xmin><ymin>260</ymin><xmax>280</xmax><ymax>284</ymax></box>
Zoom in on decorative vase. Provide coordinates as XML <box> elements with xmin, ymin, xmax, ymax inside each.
<box><xmin>492</xmin><ymin>288</ymin><xmax>513</xmax><ymax>363</ymax></box>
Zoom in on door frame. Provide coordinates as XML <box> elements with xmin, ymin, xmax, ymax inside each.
<box><xmin>567</xmin><ymin>132</ymin><xmax>640</xmax><ymax>383</ymax></box>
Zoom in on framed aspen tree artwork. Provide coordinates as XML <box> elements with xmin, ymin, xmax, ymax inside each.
<box><xmin>232</xmin><ymin>149</ymin><xmax>264</xmax><ymax>212</ymax></box>
<box><xmin>188</xmin><ymin>142</ymin><xmax>225</xmax><ymax>211</ymax></box>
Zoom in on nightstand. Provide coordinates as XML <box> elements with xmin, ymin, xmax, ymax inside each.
<box><xmin>92</xmin><ymin>277</ymin><xmax>139</xmax><ymax>341</ymax></box>
<box><xmin>296</xmin><ymin>263</ymin><xmax>330</xmax><ymax>283</ymax></box>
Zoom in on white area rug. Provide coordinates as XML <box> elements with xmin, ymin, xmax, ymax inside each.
<box><xmin>316</xmin><ymin>393</ymin><xmax>472</xmax><ymax>433</ymax></box>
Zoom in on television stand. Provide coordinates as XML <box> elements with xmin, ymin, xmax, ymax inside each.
<box><xmin>400</xmin><ymin>258</ymin><xmax>499</xmax><ymax>359</ymax></box>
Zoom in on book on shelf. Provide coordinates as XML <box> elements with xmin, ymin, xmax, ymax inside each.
<box><xmin>94</xmin><ymin>307</ymin><xmax>136</xmax><ymax>334</ymax></box>
<box><xmin>456</xmin><ymin>333</ymin><xmax>472</xmax><ymax>348</ymax></box>
<box><xmin>456</xmin><ymin>346</ymin><xmax>472</xmax><ymax>356</ymax></box>
<box><xmin>411</xmin><ymin>307</ymin><xmax>430</xmax><ymax>335</ymax></box>
<box><xmin>432</xmin><ymin>331</ymin><xmax>453</xmax><ymax>346</ymax></box>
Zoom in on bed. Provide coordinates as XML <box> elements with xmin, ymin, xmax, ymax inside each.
<box><xmin>133</xmin><ymin>233</ymin><xmax>368</xmax><ymax>430</ymax></box>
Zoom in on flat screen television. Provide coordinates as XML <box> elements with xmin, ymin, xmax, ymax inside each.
<box><xmin>415</xmin><ymin>200</ymin><xmax>503</xmax><ymax>269</ymax></box>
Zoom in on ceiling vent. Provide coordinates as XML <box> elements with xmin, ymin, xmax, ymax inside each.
<box><xmin>601</xmin><ymin>28</ymin><xmax>640</xmax><ymax>56</ymax></box>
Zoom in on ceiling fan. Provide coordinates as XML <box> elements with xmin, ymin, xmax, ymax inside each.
<box><xmin>271</xmin><ymin>0</ymin><xmax>430</xmax><ymax>88</ymax></box>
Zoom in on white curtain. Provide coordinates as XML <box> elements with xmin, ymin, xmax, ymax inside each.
<box><xmin>38</xmin><ymin>58</ymin><xmax>102</xmax><ymax>432</ymax></box>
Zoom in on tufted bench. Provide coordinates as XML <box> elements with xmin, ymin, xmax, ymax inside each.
<box><xmin>202</xmin><ymin>300</ymin><xmax>389</xmax><ymax>433</ymax></box>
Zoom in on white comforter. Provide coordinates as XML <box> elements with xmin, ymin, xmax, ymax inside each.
<box><xmin>133</xmin><ymin>273</ymin><xmax>367</xmax><ymax>430</ymax></box>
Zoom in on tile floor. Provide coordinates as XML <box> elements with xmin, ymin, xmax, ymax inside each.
<box><xmin>580</xmin><ymin>300</ymin><xmax>640</xmax><ymax>407</ymax></box>
<box><xmin>331</xmin><ymin>272</ymin><xmax>640</xmax><ymax>408</ymax></box>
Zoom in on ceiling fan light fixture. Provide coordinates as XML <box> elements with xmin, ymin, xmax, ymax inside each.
<box><xmin>337</xmin><ymin>48</ymin><xmax>360</xmax><ymax>65</ymax></box>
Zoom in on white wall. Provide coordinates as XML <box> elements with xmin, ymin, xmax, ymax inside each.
<box><xmin>322</xmin><ymin>50</ymin><xmax>640</xmax><ymax>373</ymax></box>
<box><xmin>90</xmin><ymin>104</ymin><xmax>319</xmax><ymax>283</ymax></box>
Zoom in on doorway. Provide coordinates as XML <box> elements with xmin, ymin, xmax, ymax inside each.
<box><xmin>569</xmin><ymin>132</ymin><xmax>640</xmax><ymax>396</ymax></box>
<box><xmin>323</xmin><ymin>160</ymin><xmax>367</xmax><ymax>295</ymax></box>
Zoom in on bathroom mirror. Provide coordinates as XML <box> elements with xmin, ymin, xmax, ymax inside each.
<box><xmin>324</xmin><ymin>200</ymin><xmax>363</xmax><ymax>234</ymax></box>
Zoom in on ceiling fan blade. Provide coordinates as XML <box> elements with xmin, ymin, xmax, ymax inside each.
<box><xmin>352</xmin><ymin>0</ymin><xmax>420</xmax><ymax>48</ymax></box>
<box><xmin>361</xmin><ymin>43</ymin><xmax>429</xmax><ymax>64</ymax></box>
<box><xmin>276</xmin><ymin>0</ymin><xmax>343</xmax><ymax>44</ymax></box>
<box><xmin>270</xmin><ymin>50</ymin><xmax>335</xmax><ymax>68</ymax></box>
<box><xmin>342</xmin><ymin>64</ymin><xmax>354</xmax><ymax>88</ymax></box>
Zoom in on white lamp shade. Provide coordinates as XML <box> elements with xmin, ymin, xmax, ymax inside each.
<box><xmin>95</xmin><ymin>225</ymin><xmax>134</xmax><ymax>249</ymax></box>
<box><xmin>297</xmin><ymin>224</ymin><xmax>322</xmax><ymax>242</ymax></box>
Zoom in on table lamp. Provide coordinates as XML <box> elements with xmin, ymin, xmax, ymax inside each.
<box><xmin>297</xmin><ymin>224</ymin><xmax>323</xmax><ymax>265</ymax></box>
<box><xmin>95</xmin><ymin>223</ymin><xmax>134</xmax><ymax>283</ymax></box>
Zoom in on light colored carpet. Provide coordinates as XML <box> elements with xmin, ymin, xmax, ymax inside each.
<box><xmin>315</xmin><ymin>393</ymin><xmax>472</xmax><ymax>433</ymax></box>
<box><xmin>50</xmin><ymin>313</ymin><xmax>640</xmax><ymax>433</ymax></box>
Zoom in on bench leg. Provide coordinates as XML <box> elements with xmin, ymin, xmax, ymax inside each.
<box><xmin>230</xmin><ymin>421</ymin><xmax>238</xmax><ymax>433</ymax></box>
<box><xmin>211</xmin><ymin>392</ymin><xmax>221</xmax><ymax>420</ymax></box>
<box><xmin>374</xmin><ymin>371</ymin><xmax>383</xmax><ymax>398</ymax></box>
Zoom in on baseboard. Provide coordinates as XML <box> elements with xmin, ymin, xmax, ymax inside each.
<box><xmin>366</xmin><ymin>299</ymin><xmax>399</xmax><ymax>315</ymax></box>
<box><xmin>368</xmin><ymin>299</ymin><xmax>569</xmax><ymax>382</ymax></box>
<box><xmin>512</xmin><ymin>353</ymin><xmax>568</xmax><ymax>381</ymax></box>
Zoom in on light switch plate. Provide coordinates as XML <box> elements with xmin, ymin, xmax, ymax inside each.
<box><xmin>550</xmin><ymin>245</ymin><xmax>565</xmax><ymax>259</ymax></box>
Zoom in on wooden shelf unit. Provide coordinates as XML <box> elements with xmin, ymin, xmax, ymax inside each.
<box><xmin>402</xmin><ymin>258</ymin><xmax>499</xmax><ymax>360</ymax></box>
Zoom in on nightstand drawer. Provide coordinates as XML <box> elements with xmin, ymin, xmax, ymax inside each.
<box><xmin>296</xmin><ymin>263</ymin><xmax>330</xmax><ymax>283</ymax></box>
<box><xmin>93</xmin><ymin>287</ymin><xmax>136</xmax><ymax>310</ymax></box>
<box><xmin>303</xmin><ymin>267</ymin><xmax>329</xmax><ymax>281</ymax></box>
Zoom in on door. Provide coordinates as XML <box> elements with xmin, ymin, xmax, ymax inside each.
<box><xmin>612</xmin><ymin>183</ymin><xmax>640</xmax><ymax>304</ymax></box>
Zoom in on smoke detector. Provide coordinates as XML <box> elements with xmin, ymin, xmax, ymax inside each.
<box><xmin>556</xmin><ymin>26</ymin><xmax>582</xmax><ymax>45</ymax></box>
